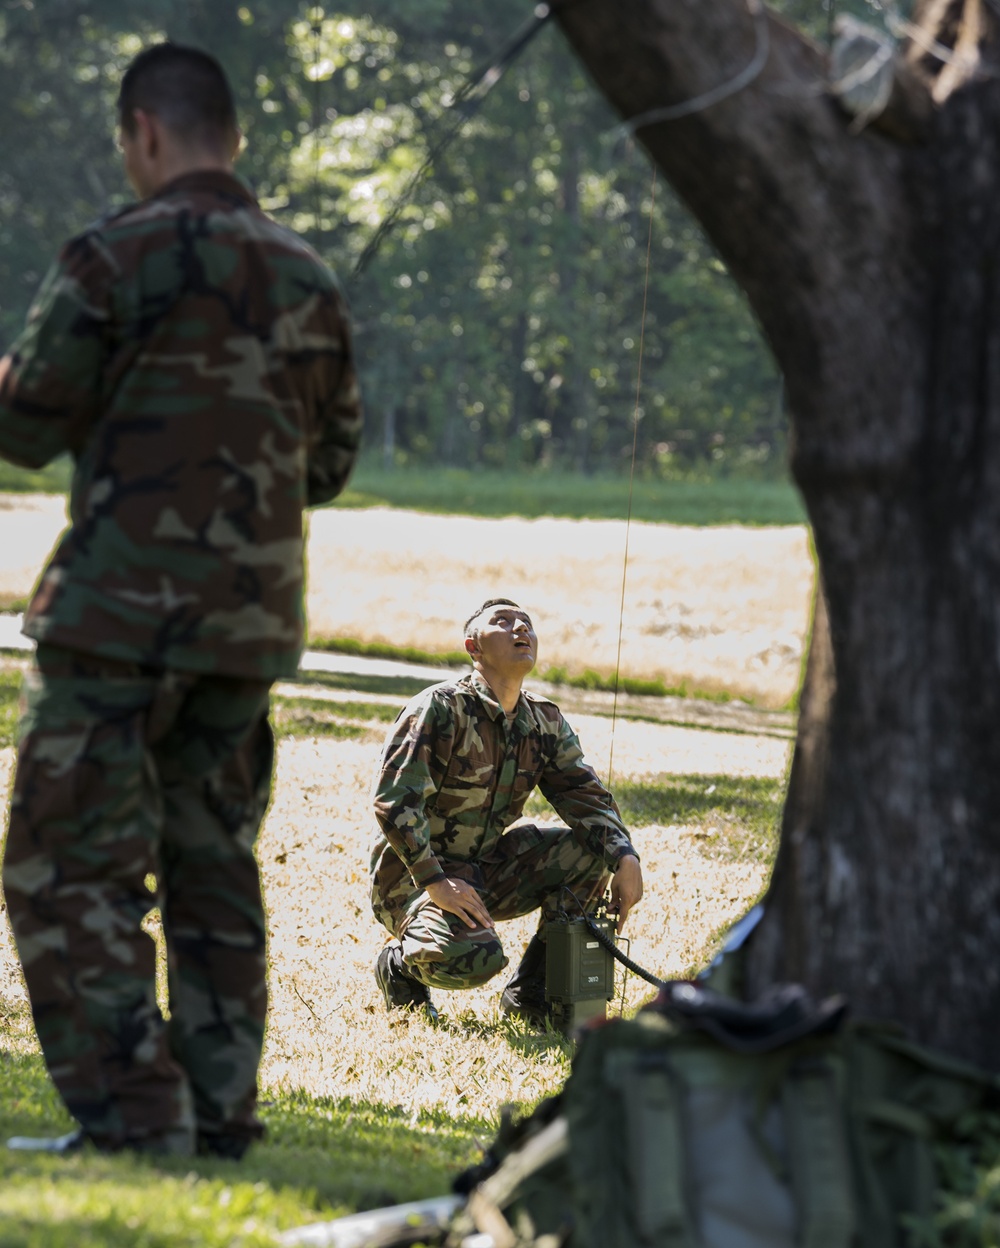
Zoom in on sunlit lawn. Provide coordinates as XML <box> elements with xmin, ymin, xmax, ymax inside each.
<box><xmin>0</xmin><ymin>457</ymin><xmax>805</xmax><ymax>526</ymax></box>
<box><xmin>0</xmin><ymin>671</ymin><xmax>787</xmax><ymax>1244</ymax></box>
<box><xmin>0</xmin><ymin>1000</ymin><xmax>484</xmax><ymax>1248</ymax></box>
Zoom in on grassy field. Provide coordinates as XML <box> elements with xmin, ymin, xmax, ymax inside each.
<box><xmin>0</xmin><ymin>662</ymin><xmax>789</xmax><ymax>1244</ymax></box>
<box><xmin>0</xmin><ymin>457</ymin><xmax>806</xmax><ymax>526</ymax></box>
<box><xmin>0</xmin><ymin>1002</ymin><xmax>486</xmax><ymax>1248</ymax></box>
<box><xmin>336</xmin><ymin>464</ymin><xmax>807</xmax><ymax>526</ymax></box>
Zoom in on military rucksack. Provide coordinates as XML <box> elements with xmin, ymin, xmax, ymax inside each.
<box><xmin>449</xmin><ymin>982</ymin><xmax>1000</xmax><ymax>1248</ymax></box>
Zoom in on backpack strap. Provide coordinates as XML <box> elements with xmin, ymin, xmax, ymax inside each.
<box><xmin>606</xmin><ymin>1050</ymin><xmax>697</xmax><ymax>1247</ymax></box>
<box><xmin>782</xmin><ymin>1057</ymin><xmax>856</xmax><ymax>1248</ymax></box>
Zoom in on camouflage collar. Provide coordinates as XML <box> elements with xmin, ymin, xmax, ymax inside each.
<box><xmin>153</xmin><ymin>170</ymin><xmax>258</xmax><ymax>206</ymax></box>
<box><xmin>468</xmin><ymin>670</ymin><xmax>533</xmax><ymax>732</ymax></box>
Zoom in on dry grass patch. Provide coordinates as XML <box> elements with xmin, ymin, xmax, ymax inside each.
<box><xmin>0</xmin><ymin>705</ymin><xmax>790</xmax><ymax>1125</ymax></box>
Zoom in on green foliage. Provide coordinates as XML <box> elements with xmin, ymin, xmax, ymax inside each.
<box><xmin>0</xmin><ymin>0</ymin><xmax>800</xmax><ymax>479</ymax></box>
<box><xmin>906</xmin><ymin>1111</ymin><xmax>1000</xmax><ymax>1247</ymax></box>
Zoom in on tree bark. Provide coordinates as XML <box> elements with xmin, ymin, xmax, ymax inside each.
<box><xmin>553</xmin><ymin>0</ymin><xmax>1000</xmax><ymax>1067</ymax></box>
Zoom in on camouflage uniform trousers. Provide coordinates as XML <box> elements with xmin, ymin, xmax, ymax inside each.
<box><xmin>374</xmin><ymin>824</ymin><xmax>610</xmax><ymax>990</ymax></box>
<box><xmin>1</xmin><ymin>643</ymin><xmax>273</xmax><ymax>1154</ymax></box>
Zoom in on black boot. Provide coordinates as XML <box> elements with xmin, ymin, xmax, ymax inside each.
<box><xmin>500</xmin><ymin>931</ymin><xmax>548</xmax><ymax>1027</ymax></box>
<box><xmin>376</xmin><ymin>943</ymin><xmax>439</xmax><ymax>1021</ymax></box>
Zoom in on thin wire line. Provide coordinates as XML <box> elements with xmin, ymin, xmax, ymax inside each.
<box><xmin>311</xmin><ymin>13</ymin><xmax>323</xmax><ymax>249</ymax></box>
<box><xmin>614</xmin><ymin>0</ymin><xmax>769</xmax><ymax>135</ymax></box>
<box><xmin>351</xmin><ymin>4</ymin><xmax>553</xmax><ymax>280</ymax></box>
<box><xmin>606</xmin><ymin>167</ymin><xmax>656</xmax><ymax>794</ymax></box>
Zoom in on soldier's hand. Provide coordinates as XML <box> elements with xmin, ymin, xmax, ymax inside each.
<box><xmin>425</xmin><ymin>878</ymin><xmax>495</xmax><ymax>931</ymax></box>
<box><xmin>610</xmin><ymin>854</ymin><xmax>643</xmax><ymax>934</ymax></box>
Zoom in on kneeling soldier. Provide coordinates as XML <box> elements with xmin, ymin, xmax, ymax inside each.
<box><xmin>370</xmin><ymin>598</ymin><xmax>643</xmax><ymax>1023</ymax></box>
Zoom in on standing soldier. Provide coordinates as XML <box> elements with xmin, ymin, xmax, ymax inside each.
<box><xmin>0</xmin><ymin>43</ymin><xmax>362</xmax><ymax>1157</ymax></box>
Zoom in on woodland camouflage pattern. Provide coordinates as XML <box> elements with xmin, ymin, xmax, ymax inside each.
<box><xmin>3</xmin><ymin>644</ymin><xmax>274</xmax><ymax>1152</ymax></box>
<box><xmin>0</xmin><ymin>170</ymin><xmax>362</xmax><ymax>680</ymax></box>
<box><xmin>385</xmin><ymin>824</ymin><xmax>615</xmax><ymax>989</ymax></box>
<box><xmin>371</xmin><ymin>670</ymin><xmax>636</xmax><ymax>957</ymax></box>
<box><xmin>0</xmin><ymin>166</ymin><xmax>359</xmax><ymax>1152</ymax></box>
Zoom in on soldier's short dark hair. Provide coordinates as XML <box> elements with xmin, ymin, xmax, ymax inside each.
<box><xmin>464</xmin><ymin>598</ymin><xmax>523</xmax><ymax>639</ymax></box>
<box><xmin>118</xmin><ymin>43</ymin><xmax>238</xmax><ymax>147</ymax></box>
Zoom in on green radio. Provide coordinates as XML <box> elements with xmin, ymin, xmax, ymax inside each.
<box><xmin>543</xmin><ymin>912</ymin><xmax>616</xmax><ymax>1033</ymax></box>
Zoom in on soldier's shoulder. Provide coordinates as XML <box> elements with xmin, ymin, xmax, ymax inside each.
<box><xmin>401</xmin><ymin>675</ymin><xmax>476</xmax><ymax>717</ymax></box>
<box><xmin>522</xmin><ymin>688</ymin><xmax>567</xmax><ymax>727</ymax></box>
<box><xmin>82</xmin><ymin>197</ymin><xmax>166</xmax><ymax>242</ymax></box>
<box><xmin>523</xmin><ymin>687</ymin><xmax>562</xmax><ymax>711</ymax></box>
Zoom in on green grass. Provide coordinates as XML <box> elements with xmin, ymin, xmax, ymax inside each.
<box><xmin>0</xmin><ymin>456</ymin><xmax>806</xmax><ymax>528</ymax></box>
<box><xmin>0</xmin><ymin>666</ymin><xmax>21</xmax><ymax>747</ymax></box>
<box><xmin>332</xmin><ymin>463</ymin><xmax>806</xmax><ymax>526</ymax></box>
<box><xmin>538</xmin><ymin>665</ymin><xmax>735</xmax><ymax>703</ymax></box>
<box><xmin>303</xmin><ymin>640</ymin><xmax>742</xmax><ymax>705</ymax></box>
<box><xmin>295</xmin><ymin>669</ymin><xmax>444</xmax><ymax>700</ymax></box>
<box><xmin>307</xmin><ymin>635</ymin><xmax>468</xmax><ymax>668</ymax></box>
<box><xmin>0</xmin><ymin>459</ymin><xmax>806</xmax><ymax>526</ymax></box>
<box><xmin>0</xmin><ymin>457</ymin><xmax>71</xmax><ymax>495</ymax></box>
<box><xmin>271</xmin><ymin>694</ymin><xmax>400</xmax><ymax>740</ymax></box>
<box><xmin>0</xmin><ymin>1002</ymin><xmax>484</xmax><ymax>1248</ymax></box>
<box><xmin>528</xmin><ymin>771</ymin><xmax>785</xmax><ymax>864</ymax></box>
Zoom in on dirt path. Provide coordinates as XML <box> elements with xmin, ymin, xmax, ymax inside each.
<box><xmin>0</xmin><ymin>495</ymin><xmax>813</xmax><ymax>707</ymax></box>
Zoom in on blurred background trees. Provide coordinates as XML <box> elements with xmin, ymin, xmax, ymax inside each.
<box><xmin>0</xmin><ymin>0</ymin><xmax>890</xmax><ymax>479</ymax></box>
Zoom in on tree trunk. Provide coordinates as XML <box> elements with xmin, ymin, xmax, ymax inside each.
<box><xmin>553</xmin><ymin>0</ymin><xmax>1000</xmax><ymax>1068</ymax></box>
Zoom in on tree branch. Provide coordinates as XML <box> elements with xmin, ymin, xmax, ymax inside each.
<box><xmin>552</xmin><ymin>0</ymin><xmax>925</xmax><ymax>471</ymax></box>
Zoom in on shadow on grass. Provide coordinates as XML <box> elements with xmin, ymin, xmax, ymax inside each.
<box><xmin>297</xmin><ymin>669</ymin><xmax>435</xmax><ymax>700</ymax></box>
<box><xmin>528</xmin><ymin>772</ymin><xmax>786</xmax><ymax>864</ymax></box>
<box><xmin>270</xmin><ymin>694</ymin><xmax>400</xmax><ymax>742</ymax></box>
<box><xmin>0</xmin><ymin>1047</ymin><xmax>485</xmax><ymax>1247</ymax></box>
<box><xmin>434</xmin><ymin>1009</ymin><xmax>572</xmax><ymax>1064</ymax></box>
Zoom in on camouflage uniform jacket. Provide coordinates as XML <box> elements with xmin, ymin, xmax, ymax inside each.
<box><xmin>0</xmin><ymin>170</ymin><xmax>362</xmax><ymax>680</ymax></box>
<box><xmin>371</xmin><ymin>670</ymin><xmax>637</xmax><ymax>892</ymax></box>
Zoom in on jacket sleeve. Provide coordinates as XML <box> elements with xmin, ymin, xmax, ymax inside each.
<box><xmin>303</xmin><ymin>283</ymin><xmax>363</xmax><ymax>508</ymax></box>
<box><xmin>538</xmin><ymin>713</ymin><xmax>638</xmax><ymax>871</ymax></box>
<box><xmin>0</xmin><ymin>233</ymin><xmax>113</xmax><ymax>468</ymax></box>
<box><xmin>372</xmin><ymin>692</ymin><xmax>456</xmax><ymax>889</ymax></box>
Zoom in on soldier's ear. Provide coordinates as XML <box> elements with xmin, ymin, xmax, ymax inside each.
<box><xmin>464</xmin><ymin>635</ymin><xmax>478</xmax><ymax>658</ymax></box>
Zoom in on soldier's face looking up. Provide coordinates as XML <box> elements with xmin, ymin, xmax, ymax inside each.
<box><xmin>467</xmin><ymin>606</ymin><xmax>537</xmax><ymax>676</ymax></box>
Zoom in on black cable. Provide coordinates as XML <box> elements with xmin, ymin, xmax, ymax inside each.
<box><xmin>559</xmin><ymin>886</ymin><xmax>666</xmax><ymax>990</ymax></box>
<box><xmin>583</xmin><ymin>914</ymin><xmax>666</xmax><ymax>989</ymax></box>
<box><xmin>350</xmin><ymin>4</ymin><xmax>554</xmax><ymax>280</ymax></box>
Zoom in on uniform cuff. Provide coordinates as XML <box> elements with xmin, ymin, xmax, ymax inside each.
<box><xmin>410</xmin><ymin>855</ymin><xmax>445</xmax><ymax>889</ymax></box>
<box><xmin>608</xmin><ymin>844</ymin><xmax>640</xmax><ymax>871</ymax></box>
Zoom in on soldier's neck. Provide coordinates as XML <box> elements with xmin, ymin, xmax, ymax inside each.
<box><xmin>475</xmin><ymin>665</ymin><xmax>524</xmax><ymax>716</ymax></box>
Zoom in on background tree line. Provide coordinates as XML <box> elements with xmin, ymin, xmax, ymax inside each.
<box><xmin>0</xmin><ymin>0</ymin><xmax>885</xmax><ymax>478</ymax></box>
